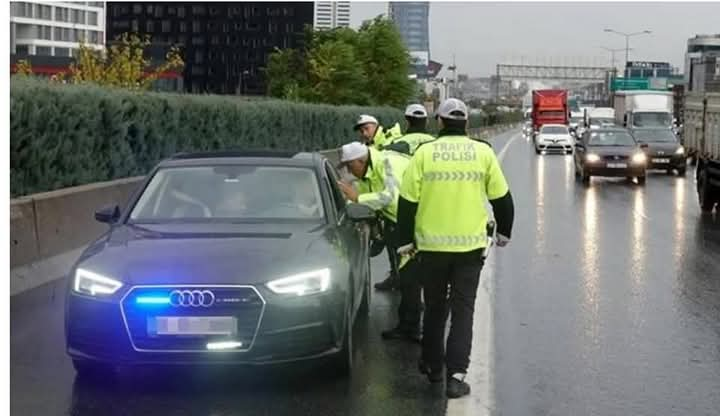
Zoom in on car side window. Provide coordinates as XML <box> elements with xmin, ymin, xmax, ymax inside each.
<box><xmin>324</xmin><ymin>162</ymin><xmax>347</xmax><ymax>212</ymax></box>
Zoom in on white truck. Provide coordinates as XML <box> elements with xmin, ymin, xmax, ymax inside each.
<box><xmin>585</xmin><ymin>107</ymin><xmax>616</xmax><ymax>129</ymax></box>
<box><xmin>684</xmin><ymin>92</ymin><xmax>720</xmax><ymax>212</ymax></box>
<box><xmin>613</xmin><ymin>90</ymin><xmax>674</xmax><ymax>129</ymax></box>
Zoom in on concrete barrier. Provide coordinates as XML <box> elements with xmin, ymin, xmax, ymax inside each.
<box><xmin>10</xmin><ymin>177</ymin><xmax>143</xmax><ymax>295</ymax></box>
<box><xmin>10</xmin><ymin>127</ymin><xmax>518</xmax><ymax>295</ymax></box>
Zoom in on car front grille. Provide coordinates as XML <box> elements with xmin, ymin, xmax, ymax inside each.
<box><xmin>602</xmin><ymin>155</ymin><xmax>629</xmax><ymax>162</ymax></box>
<box><xmin>120</xmin><ymin>286</ymin><xmax>265</xmax><ymax>352</ymax></box>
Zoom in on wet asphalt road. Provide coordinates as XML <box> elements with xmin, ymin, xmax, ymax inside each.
<box><xmin>10</xmin><ymin>129</ymin><xmax>720</xmax><ymax>416</ymax></box>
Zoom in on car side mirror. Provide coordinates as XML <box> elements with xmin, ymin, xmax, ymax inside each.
<box><xmin>95</xmin><ymin>205</ymin><xmax>121</xmax><ymax>224</ymax></box>
<box><xmin>346</xmin><ymin>203</ymin><xmax>376</xmax><ymax>223</ymax></box>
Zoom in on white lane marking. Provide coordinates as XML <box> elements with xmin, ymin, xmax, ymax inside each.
<box><xmin>447</xmin><ymin>129</ymin><xmax>520</xmax><ymax>416</ymax></box>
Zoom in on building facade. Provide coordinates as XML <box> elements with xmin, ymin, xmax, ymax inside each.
<box><xmin>10</xmin><ymin>1</ymin><xmax>106</xmax><ymax>57</ymax></box>
<box><xmin>388</xmin><ymin>1</ymin><xmax>430</xmax><ymax>78</ymax></box>
<box><xmin>685</xmin><ymin>34</ymin><xmax>720</xmax><ymax>86</ymax></box>
<box><xmin>106</xmin><ymin>2</ymin><xmax>313</xmax><ymax>95</ymax></box>
<box><xmin>314</xmin><ymin>1</ymin><xmax>350</xmax><ymax>30</ymax></box>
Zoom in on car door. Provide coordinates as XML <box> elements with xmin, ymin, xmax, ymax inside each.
<box><xmin>323</xmin><ymin>162</ymin><xmax>368</xmax><ymax>310</ymax></box>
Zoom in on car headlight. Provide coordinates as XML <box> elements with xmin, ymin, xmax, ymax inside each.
<box><xmin>266</xmin><ymin>268</ymin><xmax>330</xmax><ymax>296</ymax></box>
<box><xmin>73</xmin><ymin>268</ymin><xmax>123</xmax><ymax>296</ymax></box>
<box><xmin>675</xmin><ymin>146</ymin><xmax>685</xmax><ymax>155</ymax></box>
<box><xmin>586</xmin><ymin>154</ymin><xmax>601</xmax><ymax>163</ymax></box>
<box><xmin>632</xmin><ymin>153</ymin><xmax>647</xmax><ymax>164</ymax></box>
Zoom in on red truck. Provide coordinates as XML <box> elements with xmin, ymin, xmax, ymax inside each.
<box><xmin>532</xmin><ymin>89</ymin><xmax>569</xmax><ymax>133</ymax></box>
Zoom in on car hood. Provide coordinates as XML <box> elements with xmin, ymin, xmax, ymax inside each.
<box><xmin>76</xmin><ymin>222</ymin><xmax>347</xmax><ymax>286</ymax></box>
<box><xmin>586</xmin><ymin>146</ymin><xmax>639</xmax><ymax>156</ymax></box>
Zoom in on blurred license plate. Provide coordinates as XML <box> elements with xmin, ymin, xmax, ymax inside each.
<box><xmin>149</xmin><ymin>316</ymin><xmax>237</xmax><ymax>336</ymax></box>
<box><xmin>607</xmin><ymin>163</ymin><xmax>627</xmax><ymax>168</ymax></box>
<box><xmin>653</xmin><ymin>158</ymin><xmax>670</xmax><ymax>163</ymax></box>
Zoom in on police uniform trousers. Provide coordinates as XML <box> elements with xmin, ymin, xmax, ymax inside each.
<box><xmin>417</xmin><ymin>248</ymin><xmax>485</xmax><ymax>375</ymax></box>
<box><xmin>396</xmin><ymin>255</ymin><xmax>423</xmax><ymax>332</ymax></box>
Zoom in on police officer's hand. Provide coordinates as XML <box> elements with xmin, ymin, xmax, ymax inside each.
<box><xmin>396</xmin><ymin>243</ymin><xmax>417</xmax><ymax>256</ymax></box>
<box><xmin>337</xmin><ymin>181</ymin><xmax>359</xmax><ymax>202</ymax></box>
<box><xmin>495</xmin><ymin>234</ymin><xmax>510</xmax><ymax>247</ymax></box>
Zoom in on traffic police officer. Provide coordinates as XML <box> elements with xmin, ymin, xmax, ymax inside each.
<box><xmin>383</xmin><ymin>104</ymin><xmax>437</xmax><ymax>157</ymax></box>
<box><xmin>395</xmin><ymin>98</ymin><xmax>515</xmax><ymax>399</ymax></box>
<box><xmin>354</xmin><ymin>114</ymin><xmax>403</xmax><ymax>151</ymax></box>
<box><xmin>336</xmin><ymin>142</ymin><xmax>411</xmax><ymax>286</ymax></box>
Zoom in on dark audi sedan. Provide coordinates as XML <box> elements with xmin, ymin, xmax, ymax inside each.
<box><xmin>574</xmin><ymin>127</ymin><xmax>648</xmax><ymax>185</ymax></box>
<box><xmin>65</xmin><ymin>151</ymin><xmax>374</xmax><ymax>377</ymax></box>
<box><xmin>630</xmin><ymin>128</ymin><xmax>687</xmax><ymax>176</ymax></box>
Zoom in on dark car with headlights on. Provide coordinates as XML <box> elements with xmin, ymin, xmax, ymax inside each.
<box><xmin>574</xmin><ymin>128</ymin><xmax>648</xmax><ymax>185</ymax></box>
<box><xmin>630</xmin><ymin>128</ymin><xmax>687</xmax><ymax>176</ymax></box>
<box><xmin>65</xmin><ymin>151</ymin><xmax>375</xmax><ymax>377</ymax></box>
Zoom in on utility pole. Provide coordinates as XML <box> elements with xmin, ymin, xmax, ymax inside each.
<box><xmin>448</xmin><ymin>54</ymin><xmax>457</xmax><ymax>98</ymax></box>
<box><xmin>603</xmin><ymin>28</ymin><xmax>651</xmax><ymax>76</ymax></box>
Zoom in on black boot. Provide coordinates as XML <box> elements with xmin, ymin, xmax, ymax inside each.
<box><xmin>446</xmin><ymin>374</ymin><xmax>471</xmax><ymax>398</ymax></box>
<box><xmin>374</xmin><ymin>273</ymin><xmax>397</xmax><ymax>291</ymax></box>
<box><xmin>381</xmin><ymin>326</ymin><xmax>422</xmax><ymax>343</ymax></box>
<box><xmin>418</xmin><ymin>361</ymin><xmax>444</xmax><ymax>383</ymax></box>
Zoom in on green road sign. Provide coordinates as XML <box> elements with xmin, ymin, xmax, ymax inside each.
<box><xmin>611</xmin><ymin>78</ymin><xmax>649</xmax><ymax>91</ymax></box>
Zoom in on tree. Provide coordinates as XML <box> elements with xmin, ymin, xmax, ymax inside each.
<box><xmin>304</xmin><ymin>40</ymin><xmax>369</xmax><ymax>105</ymax></box>
<box><xmin>59</xmin><ymin>33</ymin><xmax>184</xmax><ymax>91</ymax></box>
<box><xmin>15</xmin><ymin>60</ymin><xmax>33</xmax><ymax>76</ymax></box>
<box><xmin>356</xmin><ymin>17</ymin><xmax>414</xmax><ymax>107</ymax></box>
<box><xmin>266</xmin><ymin>18</ymin><xmax>414</xmax><ymax>108</ymax></box>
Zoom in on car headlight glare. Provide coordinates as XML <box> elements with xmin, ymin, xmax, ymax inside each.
<box><xmin>632</xmin><ymin>153</ymin><xmax>647</xmax><ymax>164</ymax></box>
<box><xmin>73</xmin><ymin>268</ymin><xmax>123</xmax><ymax>296</ymax></box>
<box><xmin>675</xmin><ymin>146</ymin><xmax>685</xmax><ymax>155</ymax></box>
<box><xmin>267</xmin><ymin>268</ymin><xmax>330</xmax><ymax>296</ymax></box>
<box><xmin>586</xmin><ymin>154</ymin><xmax>601</xmax><ymax>163</ymax></box>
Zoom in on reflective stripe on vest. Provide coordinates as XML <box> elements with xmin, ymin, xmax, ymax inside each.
<box><xmin>422</xmin><ymin>171</ymin><xmax>484</xmax><ymax>182</ymax></box>
<box><xmin>416</xmin><ymin>233</ymin><xmax>487</xmax><ymax>248</ymax></box>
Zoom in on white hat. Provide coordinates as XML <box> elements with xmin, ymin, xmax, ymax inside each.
<box><xmin>339</xmin><ymin>142</ymin><xmax>369</xmax><ymax>164</ymax></box>
<box><xmin>354</xmin><ymin>114</ymin><xmax>379</xmax><ymax>130</ymax></box>
<box><xmin>404</xmin><ymin>104</ymin><xmax>428</xmax><ymax>118</ymax></box>
<box><xmin>436</xmin><ymin>98</ymin><xmax>469</xmax><ymax>121</ymax></box>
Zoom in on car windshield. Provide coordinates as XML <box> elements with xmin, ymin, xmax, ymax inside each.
<box><xmin>590</xmin><ymin>118</ymin><xmax>615</xmax><ymax>126</ymax></box>
<box><xmin>541</xmin><ymin>126</ymin><xmax>568</xmax><ymax>134</ymax></box>
<box><xmin>632</xmin><ymin>112</ymin><xmax>672</xmax><ymax>127</ymax></box>
<box><xmin>632</xmin><ymin>129</ymin><xmax>677</xmax><ymax>143</ymax></box>
<box><xmin>129</xmin><ymin>165</ymin><xmax>325</xmax><ymax>223</ymax></box>
<box><xmin>588</xmin><ymin>131</ymin><xmax>636</xmax><ymax>146</ymax></box>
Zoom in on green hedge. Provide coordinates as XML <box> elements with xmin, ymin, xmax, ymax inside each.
<box><xmin>10</xmin><ymin>77</ymin><xmax>522</xmax><ymax>197</ymax></box>
<box><xmin>10</xmin><ymin>77</ymin><xmax>404</xmax><ymax>197</ymax></box>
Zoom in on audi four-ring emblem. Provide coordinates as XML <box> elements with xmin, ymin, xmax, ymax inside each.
<box><xmin>169</xmin><ymin>290</ymin><xmax>215</xmax><ymax>307</ymax></box>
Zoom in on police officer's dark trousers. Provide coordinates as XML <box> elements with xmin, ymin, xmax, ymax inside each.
<box><xmin>383</xmin><ymin>219</ymin><xmax>400</xmax><ymax>277</ymax></box>
<box><xmin>396</xmin><ymin>256</ymin><xmax>423</xmax><ymax>331</ymax></box>
<box><xmin>419</xmin><ymin>248</ymin><xmax>485</xmax><ymax>375</ymax></box>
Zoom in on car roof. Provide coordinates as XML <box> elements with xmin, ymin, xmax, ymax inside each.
<box><xmin>157</xmin><ymin>150</ymin><xmax>322</xmax><ymax>168</ymax></box>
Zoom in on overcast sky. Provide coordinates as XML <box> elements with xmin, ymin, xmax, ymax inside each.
<box><xmin>350</xmin><ymin>1</ymin><xmax>720</xmax><ymax>77</ymax></box>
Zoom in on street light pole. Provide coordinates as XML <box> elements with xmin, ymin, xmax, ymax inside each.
<box><xmin>603</xmin><ymin>28</ymin><xmax>652</xmax><ymax>76</ymax></box>
<box><xmin>599</xmin><ymin>47</ymin><xmax>633</xmax><ymax>74</ymax></box>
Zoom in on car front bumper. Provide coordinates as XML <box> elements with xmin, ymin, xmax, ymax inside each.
<box><xmin>66</xmin><ymin>286</ymin><xmax>346</xmax><ymax>366</ymax></box>
<box><xmin>585</xmin><ymin>163</ymin><xmax>646</xmax><ymax>177</ymax></box>
<box><xmin>537</xmin><ymin>142</ymin><xmax>573</xmax><ymax>153</ymax></box>
<box><xmin>647</xmin><ymin>155</ymin><xmax>686</xmax><ymax>170</ymax></box>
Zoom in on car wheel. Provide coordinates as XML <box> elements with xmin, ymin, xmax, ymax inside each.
<box><xmin>535</xmin><ymin>147</ymin><xmax>541</xmax><ymax>155</ymax></box>
<box><xmin>637</xmin><ymin>176</ymin><xmax>647</xmax><ymax>185</ymax></box>
<box><xmin>72</xmin><ymin>359</ymin><xmax>116</xmax><ymax>380</ymax></box>
<box><xmin>698</xmin><ymin>168</ymin><xmax>716</xmax><ymax>212</ymax></box>
<box><xmin>677</xmin><ymin>167</ymin><xmax>687</xmax><ymax>176</ymax></box>
<box><xmin>666</xmin><ymin>169</ymin><xmax>674</xmax><ymax>175</ymax></box>
<box><xmin>330</xmin><ymin>309</ymin><xmax>353</xmax><ymax>377</ymax></box>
